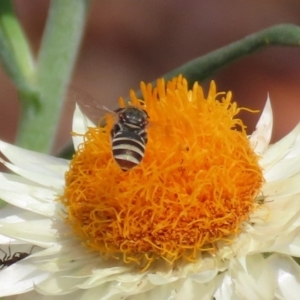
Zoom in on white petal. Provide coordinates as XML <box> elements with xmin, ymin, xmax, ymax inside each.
<box><xmin>267</xmin><ymin>231</ymin><xmax>300</xmax><ymax>257</ymax></box>
<box><xmin>263</xmin><ymin>155</ymin><xmax>300</xmax><ymax>182</ymax></box>
<box><xmin>214</xmin><ymin>273</ymin><xmax>240</xmax><ymax>300</ymax></box>
<box><xmin>6</xmin><ymin>290</ymin><xmax>74</xmax><ymax>300</ymax></box>
<box><xmin>0</xmin><ymin>140</ymin><xmax>68</xmax><ymax>176</ymax></box>
<box><xmin>176</xmin><ymin>277</ymin><xmax>217</xmax><ymax>300</ymax></box>
<box><xmin>190</xmin><ymin>269</ymin><xmax>218</xmax><ymax>284</ymax></box>
<box><xmin>225</xmin><ymin>230</ymin><xmax>275</xmax><ymax>258</ymax></box>
<box><xmin>0</xmin><ymin>205</ymin><xmax>47</xmax><ymax>223</ymax></box>
<box><xmin>0</xmin><ymin>219</ymin><xmax>61</xmax><ymax>247</ymax></box>
<box><xmin>5</xmin><ymin>290</ymin><xmax>43</xmax><ymax>300</ymax></box>
<box><xmin>34</xmin><ymin>263</ymin><xmax>131</xmax><ymax>296</ymax></box>
<box><xmin>0</xmin><ymin>263</ymin><xmax>49</xmax><ymax>297</ymax></box>
<box><xmin>250</xmin><ymin>97</ymin><xmax>273</xmax><ymax>155</ymax></box>
<box><xmin>284</xmin><ymin>126</ymin><xmax>300</xmax><ymax>159</ymax></box>
<box><xmin>0</xmin><ymin>160</ymin><xmax>64</xmax><ymax>191</ymax></box>
<box><xmin>262</xmin><ymin>123</ymin><xmax>300</xmax><ymax>182</ymax></box>
<box><xmin>249</xmin><ymin>195</ymin><xmax>300</xmax><ymax>240</ymax></box>
<box><xmin>30</xmin><ymin>241</ymin><xmax>100</xmax><ymax>272</ymax></box>
<box><xmin>229</xmin><ymin>254</ymin><xmax>275</xmax><ymax>300</ymax></box>
<box><xmin>108</xmin><ymin>277</ymin><xmax>153</xmax><ymax>295</ymax></box>
<box><xmin>79</xmin><ymin>266</ymin><xmax>140</xmax><ymax>289</ymax></box>
<box><xmin>262</xmin><ymin>172</ymin><xmax>300</xmax><ymax>198</ymax></box>
<box><xmin>0</xmin><ymin>233</ymin><xmax>17</xmax><ymax>244</ymax></box>
<box><xmin>132</xmin><ymin>277</ymin><xmax>218</xmax><ymax>300</ymax></box>
<box><xmin>34</xmin><ymin>270</ymin><xmax>87</xmax><ymax>295</ymax></box>
<box><xmin>72</xmin><ymin>104</ymin><xmax>95</xmax><ymax>150</ymax></box>
<box><xmin>77</xmin><ymin>283</ymin><xmax>128</xmax><ymax>300</ymax></box>
<box><xmin>0</xmin><ymin>173</ymin><xmax>57</xmax><ymax>217</ymax></box>
<box><xmin>130</xmin><ymin>283</ymin><xmax>174</xmax><ymax>300</ymax></box>
<box><xmin>147</xmin><ymin>273</ymin><xmax>178</xmax><ymax>285</ymax></box>
<box><xmin>260</xmin><ymin>123</ymin><xmax>300</xmax><ymax>170</ymax></box>
<box><xmin>267</xmin><ymin>254</ymin><xmax>300</xmax><ymax>300</ymax></box>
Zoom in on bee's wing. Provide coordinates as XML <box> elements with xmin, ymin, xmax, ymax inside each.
<box><xmin>66</xmin><ymin>86</ymin><xmax>103</xmax><ymax>125</ymax></box>
<box><xmin>66</xmin><ymin>86</ymin><xmax>118</xmax><ymax>125</ymax></box>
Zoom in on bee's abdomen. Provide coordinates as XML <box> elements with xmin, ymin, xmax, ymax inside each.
<box><xmin>112</xmin><ymin>131</ymin><xmax>146</xmax><ymax>171</ymax></box>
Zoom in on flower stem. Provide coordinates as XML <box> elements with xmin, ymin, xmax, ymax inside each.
<box><xmin>15</xmin><ymin>0</ymin><xmax>90</xmax><ymax>153</ymax></box>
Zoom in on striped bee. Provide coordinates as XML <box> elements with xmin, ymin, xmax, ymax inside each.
<box><xmin>111</xmin><ymin>106</ymin><xmax>149</xmax><ymax>171</ymax></box>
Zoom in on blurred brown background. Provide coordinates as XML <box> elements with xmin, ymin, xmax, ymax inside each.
<box><xmin>1</xmin><ymin>0</ymin><xmax>300</xmax><ymax>153</ymax></box>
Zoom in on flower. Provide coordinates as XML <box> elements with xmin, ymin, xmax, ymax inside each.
<box><xmin>0</xmin><ymin>76</ymin><xmax>300</xmax><ymax>299</ymax></box>
<box><xmin>64</xmin><ymin>77</ymin><xmax>263</xmax><ymax>270</ymax></box>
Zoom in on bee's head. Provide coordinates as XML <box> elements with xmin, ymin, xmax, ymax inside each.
<box><xmin>118</xmin><ymin>107</ymin><xmax>149</xmax><ymax>128</ymax></box>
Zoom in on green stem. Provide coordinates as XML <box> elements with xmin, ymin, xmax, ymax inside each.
<box><xmin>0</xmin><ymin>0</ymin><xmax>34</xmax><ymax>90</ymax></box>
<box><xmin>15</xmin><ymin>0</ymin><xmax>90</xmax><ymax>153</ymax></box>
<box><xmin>167</xmin><ymin>24</ymin><xmax>300</xmax><ymax>83</ymax></box>
<box><xmin>139</xmin><ymin>24</ymin><xmax>300</xmax><ymax>95</ymax></box>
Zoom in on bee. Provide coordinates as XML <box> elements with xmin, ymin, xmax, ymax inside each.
<box><xmin>111</xmin><ymin>106</ymin><xmax>149</xmax><ymax>171</ymax></box>
<box><xmin>69</xmin><ymin>88</ymin><xmax>150</xmax><ymax>170</ymax></box>
<box><xmin>0</xmin><ymin>245</ymin><xmax>35</xmax><ymax>269</ymax></box>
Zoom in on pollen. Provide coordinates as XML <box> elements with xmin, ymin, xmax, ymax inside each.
<box><xmin>61</xmin><ymin>75</ymin><xmax>263</xmax><ymax>269</ymax></box>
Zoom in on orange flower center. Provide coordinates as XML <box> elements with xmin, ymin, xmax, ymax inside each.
<box><xmin>61</xmin><ymin>76</ymin><xmax>263</xmax><ymax>269</ymax></box>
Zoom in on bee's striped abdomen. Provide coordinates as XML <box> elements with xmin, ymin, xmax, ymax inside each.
<box><xmin>111</xmin><ymin>106</ymin><xmax>149</xmax><ymax>171</ymax></box>
<box><xmin>112</xmin><ymin>130</ymin><xmax>146</xmax><ymax>171</ymax></box>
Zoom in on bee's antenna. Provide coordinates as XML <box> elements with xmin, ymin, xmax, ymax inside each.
<box><xmin>102</xmin><ymin>106</ymin><xmax>115</xmax><ymax>114</ymax></box>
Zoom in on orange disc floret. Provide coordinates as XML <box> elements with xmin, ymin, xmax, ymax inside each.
<box><xmin>61</xmin><ymin>75</ymin><xmax>263</xmax><ymax>269</ymax></box>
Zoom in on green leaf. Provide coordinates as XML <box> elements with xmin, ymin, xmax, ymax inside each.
<box><xmin>0</xmin><ymin>0</ymin><xmax>34</xmax><ymax>90</ymax></box>
<box><xmin>138</xmin><ymin>24</ymin><xmax>300</xmax><ymax>96</ymax></box>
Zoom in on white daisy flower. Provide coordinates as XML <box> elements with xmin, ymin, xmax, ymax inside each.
<box><xmin>1</xmin><ymin>76</ymin><xmax>300</xmax><ymax>300</ymax></box>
